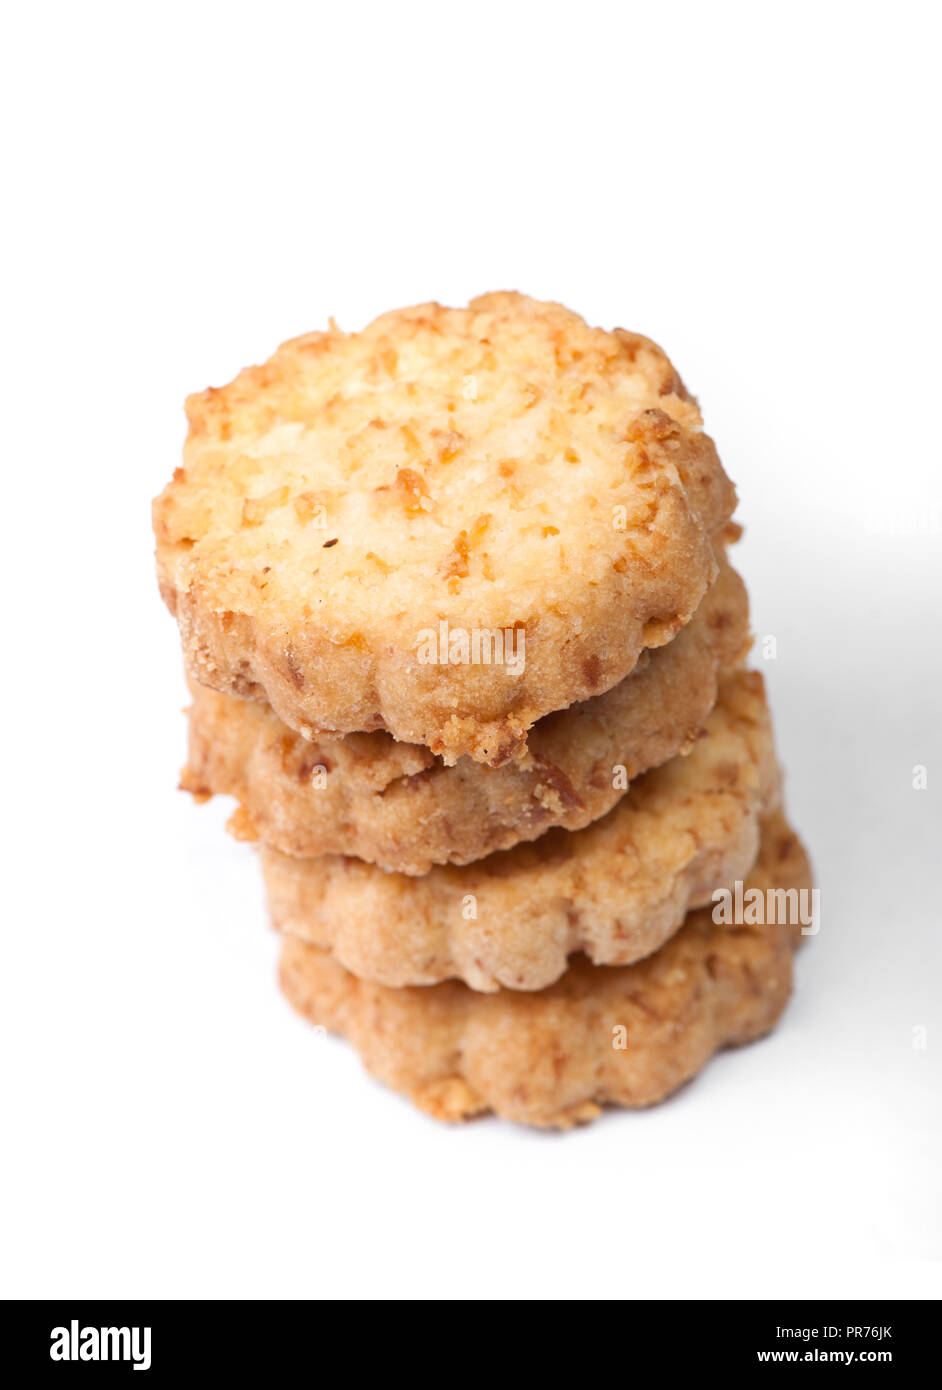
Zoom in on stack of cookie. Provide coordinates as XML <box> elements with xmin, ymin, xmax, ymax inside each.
<box><xmin>154</xmin><ymin>293</ymin><xmax>810</xmax><ymax>1128</ymax></box>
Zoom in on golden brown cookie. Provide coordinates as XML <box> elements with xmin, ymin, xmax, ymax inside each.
<box><xmin>264</xmin><ymin>670</ymin><xmax>780</xmax><ymax>992</ymax></box>
<box><xmin>183</xmin><ymin>549</ymin><xmax>750</xmax><ymax>874</ymax></box>
<box><xmin>279</xmin><ymin>813</ymin><xmax>811</xmax><ymax>1128</ymax></box>
<box><xmin>154</xmin><ymin>293</ymin><xmax>736</xmax><ymax>765</ymax></box>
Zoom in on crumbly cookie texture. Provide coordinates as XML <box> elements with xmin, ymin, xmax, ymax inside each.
<box><xmin>183</xmin><ymin>548</ymin><xmax>750</xmax><ymax>874</ymax></box>
<box><xmin>279</xmin><ymin>813</ymin><xmax>811</xmax><ymax>1129</ymax></box>
<box><xmin>154</xmin><ymin>293</ymin><xmax>736</xmax><ymax>765</ymax></box>
<box><xmin>264</xmin><ymin>670</ymin><xmax>779</xmax><ymax>991</ymax></box>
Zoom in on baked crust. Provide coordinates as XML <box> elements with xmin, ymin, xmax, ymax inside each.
<box><xmin>183</xmin><ymin>548</ymin><xmax>750</xmax><ymax>873</ymax></box>
<box><xmin>279</xmin><ymin>813</ymin><xmax>811</xmax><ymax>1128</ymax></box>
<box><xmin>155</xmin><ymin>293</ymin><xmax>736</xmax><ymax>764</ymax></box>
<box><xmin>264</xmin><ymin>670</ymin><xmax>779</xmax><ymax>991</ymax></box>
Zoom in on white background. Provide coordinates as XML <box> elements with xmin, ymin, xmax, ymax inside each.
<box><xmin>2</xmin><ymin>2</ymin><xmax>940</xmax><ymax>1300</ymax></box>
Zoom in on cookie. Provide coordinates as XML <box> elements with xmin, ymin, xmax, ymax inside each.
<box><xmin>154</xmin><ymin>293</ymin><xmax>736</xmax><ymax>765</ymax></box>
<box><xmin>279</xmin><ymin>813</ymin><xmax>810</xmax><ymax>1128</ymax></box>
<box><xmin>183</xmin><ymin>548</ymin><xmax>750</xmax><ymax>874</ymax></box>
<box><xmin>264</xmin><ymin>670</ymin><xmax>779</xmax><ymax>992</ymax></box>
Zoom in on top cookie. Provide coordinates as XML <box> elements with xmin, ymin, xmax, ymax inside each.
<box><xmin>154</xmin><ymin>293</ymin><xmax>736</xmax><ymax>764</ymax></box>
